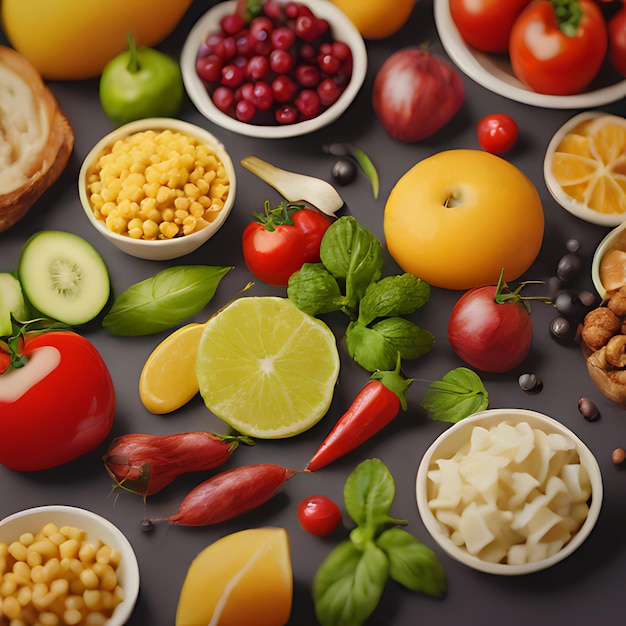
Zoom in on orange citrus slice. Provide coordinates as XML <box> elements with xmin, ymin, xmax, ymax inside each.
<box><xmin>548</xmin><ymin>114</ymin><xmax>626</xmax><ymax>218</ymax></box>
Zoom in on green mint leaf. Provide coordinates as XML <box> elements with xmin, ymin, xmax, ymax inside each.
<box><xmin>102</xmin><ymin>265</ymin><xmax>231</xmax><ymax>336</ymax></box>
<box><xmin>287</xmin><ymin>263</ymin><xmax>344</xmax><ymax>315</ymax></box>
<box><xmin>314</xmin><ymin>541</ymin><xmax>389</xmax><ymax>626</ymax></box>
<box><xmin>347</xmin><ymin>143</ymin><xmax>380</xmax><ymax>199</ymax></box>
<box><xmin>344</xmin><ymin>458</ymin><xmax>405</xmax><ymax>529</ymax></box>
<box><xmin>358</xmin><ymin>273</ymin><xmax>430</xmax><ymax>326</ymax></box>
<box><xmin>345</xmin><ymin>322</ymin><xmax>397</xmax><ymax>372</ymax></box>
<box><xmin>320</xmin><ymin>216</ymin><xmax>382</xmax><ymax>311</ymax></box>
<box><xmin>420</xmin><ymin>367</ymin><xmax>489</xmax><ymax>423</ymax></box>
<box><xmin>376</xmin><ymin>527</ymin><xmax>447</xmax><ymax>597</ymax></box>
<box><xmin>370</xmin><ymin>317</ymin><xmax>434</xmax><ymax>361</ymax></box>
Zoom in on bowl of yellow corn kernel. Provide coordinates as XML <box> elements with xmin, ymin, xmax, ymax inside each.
<box><xmin>78</xmin><ymin>118</ymin><xmax>236</xmax><ymax>260</ymax></box>
<box><xmin>0</xmin><ymin>505</ymin><xmax>140</xmax><ymax>625</ymax></box>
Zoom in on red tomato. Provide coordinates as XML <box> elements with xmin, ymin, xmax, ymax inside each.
<box><xmin>609</xmin><ymin>4</ymin><xmax>626</xmax><ymax>76</ymax></box>
<box><xmin>476</xmin><ymin>113</ymin><xmax>519</xmax><ymax>154</ymax></box>
<box><xmin>447</xmin><ymin>280</ymin><xmax>533</xmax><ymax>373</ymax></box>
<box><xmin>242</xmin><ymin>202</ymin><xmax>333</xmax><ymax>286</ymax></box>
<box><xmin>297</xmin><ymin>494</ymin><xmax>342</xmax><ymax>537</ymax></box>
<box><xmin>0</xmin><ymin>331</ymin><xmax>115</xmax><ymax>471</ymax></box>
<box><xmin>449</xmin><ymin>0</ymin><xmax>532</xmax><ymax>52</ymax></box>
<box><xmin>509</xmin><ymin>0</ymin><xmax>608</xmax><ymax>95</ymax></box>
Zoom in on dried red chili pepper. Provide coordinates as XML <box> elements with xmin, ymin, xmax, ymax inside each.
<box><xmin>306</xmin><ymin>358</ymin><xmax>411</xmax><ymax>472</ymax></box>
<box><xmin>147</xmin><ymin>463</ymin><xmax>297</xmax><ymax>527</ymax></box>
<box><xmin>103</xmin><ymin>431</ymin><xmax>252</xmax><ymax>498</ymax></box>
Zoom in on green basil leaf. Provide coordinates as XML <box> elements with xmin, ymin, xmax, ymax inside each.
<box><xmin>376</xmin><ymin>527</ymin><xmax>447</xmax><ymax>597</ymax></box>
<box><xmin>347</xmin><ymin>143</ymin><xmax>380</xmax><ymax>199</ymax></box>
<box><xmin>314</xmin><ymin>541</ymin><xmax>389</xmax><ymax>626</ymax></box>
<box><xmin>344</xmin><ymin>458</ymin><xmax>405</xmax><ymax>529</ymax></box>
<box><xmin>358</xmin><ymin>274</ymin><xmax>430</xmax><ymax>326</ymax></box>
<box><xmin>102</xmin><ymin>265</ymin><xmax>232</xmax><ymax>336</ymax></box>
<box><xmin>370</xmin><ymin>317</ymin><xmax>434</xmax><ymax>361</ymax></box>
<box><xmin>286</xmin><ymin>263</ymin><xmax>344</xmax><ymax>315</ymax></box>
<box><xmin>320</xmin><ymin>216</ymin><xmax>382</xmax><ymax>310</ymax></box>
<box><xmin>420</xmin><ymin>367</ymin><xmax>489</xmax><ymax>423</ymax></box>
<box><xmin>345</xmin><ymin>322</ymin><xmax>396</xmax><ymax>372</ymax></box>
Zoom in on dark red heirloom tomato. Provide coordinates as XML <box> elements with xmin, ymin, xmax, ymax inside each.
<box><xmin>449</xmin><ymin>0</ymin><xmax>532</xmax><ymax>52</ymax></box>
<box><xmin>297</xmin><ymin>494</ymin><xmax>342</xmax><ymax>537</ymax></box>
<box><xmin>476</xmin><ymin>113</ymin><xmax>519</xmax><ymax>154</ymax></box>
<box><xmin>509</xmin><ymin>0</ymin><xmax>608</xmax><ymax>96</ymax></box>
<box><xmin>0</xmin><ymin>331</ymin><xmax>115</xmax><ymax>471</ymax></box>
<box><xmin>242</xmin><ymin>201</ymin><xmax>333</xmax><ymax>286</ymax></box>
<box><xmin>448</xmin><ymin>276</ymin><xmax>534</xmax><ymax>373</ymax></box>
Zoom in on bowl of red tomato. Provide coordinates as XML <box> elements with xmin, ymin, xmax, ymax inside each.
<box><xmin>435</xmin><ymin>0</ymin><xmax>626</xmax><ymax>108</ymax></box>
<box><xmin>180</xmin><ymin>0</ymin><xmax>367</xmax><ymax>138</ymax></box>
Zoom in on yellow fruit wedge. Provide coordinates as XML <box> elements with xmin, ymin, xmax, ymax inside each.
<box><xmin>139</xmin><ymin>322</ymin><xmax>206</xmax><ymax>414</ymax></box>
<box><xmin>196</xmin><ymin>296</ymin><xmax>340</xmax><ymax>438</ymax></box>
<box><xmin>176</xmin><ymin>527</ymin><xmax>293</xmax><ymax>626</ymax></box>
<box><xmin>599</xmin><ymin>247</ymin><xmax>626</xmax><ymax>294</ymax></box>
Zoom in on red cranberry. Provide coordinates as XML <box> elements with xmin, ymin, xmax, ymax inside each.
<box><xmin>204</xmin><ymin>32</ymin><xmax>225</xmax><ymax>54</ymax></box>
<box><xmin>214</xmin><ymin>36</ymin><xmax>237</xmax><ymax>60</ymax></box>
<box><xmin>246</xmin><ymin>55</ymin><xmax>270</xmax><ymax>80</ymax></box>
<box><xmin>196</xmin><ymin>54</ymin><xmax>222</xmax><ymax>83</ymax></box>
<box><xmin>236</xmin><ymin>31</ymin><xmax>255</xmax><ymax>57</ymax></box>
<box><xmin>318</xmin><ymin>53</ymin><xmax>340</xmax><ymax>75</ymax></box>
<box><xmin>263</xmin><ymin>0</ymin><xmax>284</xmax><ymax>20</ymax></box>
<box><xmin>271</xmin><ymin>75</ymin><xmax>298</xmax><ymax>102</ymax></box>
<box><xmin>298</xmin><ymin>43</ymin><xmax>316</xmax><ymax>62</ymax></box>
<box><xmin>212</xmin><ymin>86</ymin><xmax>234</xmax><ymax>112</ymax></box>
<box><xmin>221</xmin><ymin>63</ymin><xmax>244</xmax><ymax>87</ymax></box>
<box><xmin>253</xmin><ymin>81</ymin><xmax>274</xmax><ymax>110</ymax></box>
<box><xmin>250</xmin><ymin>16</ymin><xmax>274</xmax><ymax>41</ymax></box>
<box><xmin>332</xmin><ymin>41</ymin><xmax>351</xmax><ymax>61</ymax></box>
<box><xmin>254</xmin><ymin>39</ymin><xmax>273</xmax><ymax>56</ymax></box>
<box><xmin>271</xmin><ymin>26</ymin><xmax>296</xmax><ymax>50</ymax></box>
<box><xmin>284</xmin><ymin>2</ymin><xmax>300</xmax><ymax>18</ymax></box>
<box><xmin>295</xmin><ymin>89</ymin><xmax>321</xmax><ymax>118</ymax></box>
<box><xmin>269</xmin><ymin>48</ymin><xmax>293</xmax><ymax>74</ymax></box>
<box><xmin>295</xmin><ymin>64</ymin><xmax>321</xmax><ymax>87</ymax></box>
<box><xmin>235</xmin><ymin>99</ymin><xmax>256</xmax><ymax>122</ymax></box>
<box><xmin>220</xmin><ymin>13</ymin><xmax>245</xmax><ymax>35</ymax></box>
<box><xmin>317</xmin><ymin>78</ymin><xmax>341</xmax><ymax>106</ymax></box>
<box><xmin>275</xmin><ymin>105</ymin><xmax>298</xmax><ymax>124</ymax></box>
<box><xmin>295</xmin><ymin>15</ymin><xmax>320</xmax><ymax>41</ymax></box>
<box><xmin>235</xmin><ymin>82</ymin><xmax>255</xmax><ymax>103</ymax></box>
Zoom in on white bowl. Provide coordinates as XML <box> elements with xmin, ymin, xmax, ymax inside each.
<box><xmin>592</xmin><ymin>220</ymin><xmax>626</xmax><ymax>300</ymax></box>
<box><xmin>434</xmin><ymin>0</ymin><xmax>626</xmax><ymax>109</ymax></box>
<box><xmin>79</xmin><ymin>118</ymin><xmax>236</xmax><ymax>261</ymax></box>
<box><xmin>543</xmin><ymin>111</ymin><xmax>626</xmax><ymax>227</ymax></box>
<box><xmin>416</xmin><ymin>408</ymin><xmax>603</xmax><ymax>575</ymax></box>
<box><xmin>0</xmin><ymin>505</ymin><xmax>140</xmax><ymax>624</ymax></box>
<box><xmin>180</xmin><ymin>0</ymin><xmax>367</xmax><ymax>138</ymax></box>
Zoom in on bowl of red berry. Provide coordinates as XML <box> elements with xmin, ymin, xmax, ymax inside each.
<box><xmin>180</xmin><ymin>0</ymin><xmax>367</xmax><ymax>138</ymax></box>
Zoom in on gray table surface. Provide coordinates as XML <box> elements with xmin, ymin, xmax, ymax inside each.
<box><xmin>2</xmin><ymin>1</ymin><xmax>626</xmax><ymax>624</ymax></box>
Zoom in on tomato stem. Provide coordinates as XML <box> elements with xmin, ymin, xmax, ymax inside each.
<box><xmin>493</xmin><ymin>269</ymin><xmax>552</xmax><ymax>313</ymax></box>
<box><xmin>549</xmin><ymin>0</ymin><xmax>583</xmax><ymax>36</ymax></box>
<box><xmin>252</xmin><ymin>200</ymin><xmax>306</xmax><ymax>231</ymax></box>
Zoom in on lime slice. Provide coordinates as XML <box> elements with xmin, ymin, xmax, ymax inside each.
<box><xmin>196</xmin><ymin>296</ymin><xmax>339</xmax><ymax>438</ymax></box>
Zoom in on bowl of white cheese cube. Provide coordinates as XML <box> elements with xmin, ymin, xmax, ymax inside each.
<box><xmin>416</xmin><ymin>408</ymin><xmax>603</xmax><ymax>575</ymax></box>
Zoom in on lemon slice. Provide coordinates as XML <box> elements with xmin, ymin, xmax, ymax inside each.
<box><xmin>544</xmin><ymin>112</ymin><xmax>626</xmax><ymax>225</ymax></box>
<box><xmin>196</xmin><ymin>296</ymin><xmax>339</xmax><ymax>438</ymax></box>
<box><xmin>139</xmin><ymin>322</ymin><xmax>205</xmax><ymax>414</ymax></box>
<box><xmin>176</xmin><ymin>527</ymin><xmax>292</xmax><ymax>626</ymax></box>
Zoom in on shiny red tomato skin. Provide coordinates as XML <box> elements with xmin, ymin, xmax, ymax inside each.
<box><xmin>509</xmin><ymin>0</ymin><xmax>608</xmax><ymax>95</ymax></box>
<box><xmin>297</xmin><ymin>494</ymin><xmax>342</xmax><ymax>537</ymax></box>
<box><xmin>0</xmin><ymin>331</ymin><xmax>115</xmax><ymax>471</ymax></box>
<box><xmin>449</xmin><ymin>0</ymin><xmax>532</xmax><ymax>52</ymax></box>
<box><xmin>242</xmin><ymin>207</ymin><xmax>332</xmax><ymax>287</ymax></box>
<box><xmin>477</xmin><ymin>113</ymin><xmax>519</xmax><ymax>154</ymax></box>
<box><xmin>609</xmin><ymin>5</ymin><xmax>626</xmax><ymax>77</ymax></box>
<box><xmin>447</xmin><ymin>285</ymin><xmax>532</xmax><ymax>373</ymax></box>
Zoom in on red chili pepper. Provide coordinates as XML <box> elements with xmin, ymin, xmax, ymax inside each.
<box><xmin>149</xmin><ymin>463</ymin><xmax>297</xmax><ymax>527</ymax></box>
<box><xmin>103</xmin><ymin>431</ymin><xmax>253</xmax><ymax>498</ymax></box>
<box><xmin>306</xmin><ymin>357</ymin><xmax>412</xmax><ymax>472</ymax></box>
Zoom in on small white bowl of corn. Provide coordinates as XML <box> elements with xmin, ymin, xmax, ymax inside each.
<box><xmin>416</xmin><ymin>408</ymin><xmax>602</xmax><ymax>575</ymax></box>
<box><xmin>78</xmin><ymin>117</ymin><xmax>236</xmax><ymax>261</ymax></box>
<box><xmin>0</xmin><ymin>505</ymin><xmax>140</xmax><ymax>625</ymax></box>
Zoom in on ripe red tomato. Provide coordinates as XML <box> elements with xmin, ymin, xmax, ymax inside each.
<box><xmin>609</xmin><ymin>4</ymin><xmax>626</xmax><ymax>77</ymax></box>
<box><xmin>447</xmin><ymin>279</ymin><xmax>533</xmax><ymax>373</ymax></box>
<box><xmin>242</xmin><ymin>202</ymin><xmax>333</xmax><ymax>286</ymax></box>
<box><xmin>297</xmin><ymin>494</ymin><xmax>342</xmax><ymax>537</ymax></box>
<box><xmin>509</xmin><ymin>0</ymin><xmax>608</xmax><ymax>95</ymax></box>
<box><xmin>476</xmin><ymin>113</ymin><xmax>519</xmax><ymax>154</ymax></box>
<box><xmin>0</xmin><ymin>331</ymin><xmax>115</xmax><ymax>471</ymax></box>
<box><xmin>449</xmin><ymin>0</ymin><xmax>532</xmax><ymax>52</ymax></box>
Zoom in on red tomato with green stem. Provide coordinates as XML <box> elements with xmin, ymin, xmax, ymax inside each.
<box><xmin>449</xmin><ymin>0</ymin><xmax>532</xmax><ymax>52</ymax></box>
<box><xmin>242</xmin><ymin>200</ymin><xmax>333</xmax><ymax>286</ymax></box>
<box><xmin>297</xmin><ymin>495</ymin><xmax>342</xmax><ymax>537</ymax></box>
<box><xmin>0</xmin><ymin>330</ymin><xmax>115</xmax><ymax>471</ymax></box>
<box><xmin>447</xmin><ymin>271</ymin><xmax>547</xmax><ymax>373</ymax></box>
<box><xmin>609</xmin><ymin>4</ymin><xmax>626</xmax><ymax>77</ymax></box>
<box><xmin>477</xmin><ymin>113</ymin><xmax>519</xmax><ymax>154</ymax></box>
<box><xmin>509</xmin><ymin>0</ymin><xmax>608</xmax><ymax>96</ymax></box>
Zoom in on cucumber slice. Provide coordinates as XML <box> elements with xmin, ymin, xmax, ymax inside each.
<box><xmin>0</xmin><ymin>273</ymin><xmax>27</xmax><ymax>336</ymax></box>
<box><xmin>18</xmin><ymin>230</ymin><xmax>110</xmax><ymax>325</ymax></box>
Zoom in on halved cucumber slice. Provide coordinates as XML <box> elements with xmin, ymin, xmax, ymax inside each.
<box><xmin>0</xmin><ymin>273</ymin><xmax>27</xmax><ymax>336</ymax></box>
<box><xmin>18</xmin><ymin>230</ymin><xmax>110</xmax><ymax>325</ymax></box>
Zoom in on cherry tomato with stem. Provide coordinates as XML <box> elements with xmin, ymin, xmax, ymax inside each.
<box><xmin>448</xmin><ymin>270</ymin><xmax>549</xmax><ymax>373</ymax></box>
<box><xmin>509</xmin><ymin>0</ymin><xmax>608</xmax><ymax>96</ymax></box>
<box><xmin>476</xmin><ymin>113</ymin><xmax>519</xmax><ymax>154</ymax></box>
<box><xmin>449</xmin><ymin>0</ymin><xmax>532</xmax><ymax>52</ymax></box>
<box><xmin>297</xmin><ymin>494</ymin><xmax>342</xmax><ymax>536</ymax></box>
<box><xmin>242</xmin><ymin>200</ymin><xmax>333</xmax><ymax>286</ymax></box>
<box><xmin>0</xmin><ymin>328</ymin><xmax>115</xmax><ymax>471</ymax></box>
